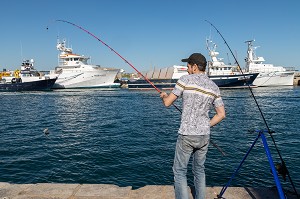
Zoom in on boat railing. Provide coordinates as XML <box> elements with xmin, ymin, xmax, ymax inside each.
<box><xmin>284</xmin><ymin>67</ymin><xmax>296</xmax><ymax>72</ymax></box>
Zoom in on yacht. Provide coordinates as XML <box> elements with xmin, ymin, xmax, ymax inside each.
<box><xmin>50</xmin><ymin>40</ymin><xmax>120</xmax><ymax>89</ymax></box>
<box><xmin>245</xmin><ymin>40</ymin><xmax>295</xmax><ymax>86</ymax></box>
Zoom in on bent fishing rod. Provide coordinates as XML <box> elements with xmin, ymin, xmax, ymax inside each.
<box><xmin>48</xmin><ymin>19</ymin><xmax>182</xmax><ymax>112</ymax></box>
<box><xmin>205</xmin><ymin>20</ymin><xmax>299</xmax><ymax>198</ymax></box>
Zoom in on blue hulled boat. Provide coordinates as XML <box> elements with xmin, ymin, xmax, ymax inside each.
<box><xmin>0</xmin><ymin>59</ymin><xmax>58</xmax><ymax>92</ymax></box>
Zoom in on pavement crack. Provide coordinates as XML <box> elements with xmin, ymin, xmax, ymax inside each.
<box><xmin>68</xmin><ymin>184</ymin><xmax>82</xmax><ymax>199</ymax></box>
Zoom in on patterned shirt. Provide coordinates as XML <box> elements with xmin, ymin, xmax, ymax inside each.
<box><xmin>172</xmin><ymin>73</ymin><xmax>224</xmax><ymax>135</ymax></box>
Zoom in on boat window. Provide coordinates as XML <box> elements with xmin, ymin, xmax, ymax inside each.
<box><xmin>65</xmin><ymin>58</ymin><xmax>69</xmax><ymax>61</ymax></box>
<box><xmin>74</xmin><ymin>58</ymin><xmax>79</xmax><ymax>61</ymax></box>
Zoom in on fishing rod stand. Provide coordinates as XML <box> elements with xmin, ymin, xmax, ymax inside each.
<box><xmin>215</xmin><ymin>130</ymin><xmax>286</xmax><ymax>199</ymax></box>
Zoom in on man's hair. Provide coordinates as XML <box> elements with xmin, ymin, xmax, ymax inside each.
<box><xmin>188</xmin><ymin>61</ymin><xmax>206</xmax><ymax>71</ymax></box>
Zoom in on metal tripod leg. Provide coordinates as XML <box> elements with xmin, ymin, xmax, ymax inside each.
<box><xmin>217</xmin><ymin>131</ymin><xmax>286</xmax><ymax>199</ymax></box>
<box><xmin>260</xmin><ymin>132</ymin><xmax>285</xmax><ymax>199</ymax></box>
<box><xmin>216</xmin><ymin>133</ymin><xmax>261</xmax><ymax>198</ymax></box>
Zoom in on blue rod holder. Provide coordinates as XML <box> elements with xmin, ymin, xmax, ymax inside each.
<box><xmin>218</xmin><ymin>133</ymin><xmax>260</xmax><ymax>198</ymax></box>
<box><xmin>217</xmin><ymin>130</ymin><xmax>286</xmax><ymax>199</ymax></box>
<box><xmin>260</xmin><ymin>132</ymin><xmax>285</xmax><ymax>199</ymax></box>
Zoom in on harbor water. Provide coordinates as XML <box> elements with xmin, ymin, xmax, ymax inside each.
<box><xmin>0</xmin><ymin>86</ymin><xmax>299</xmax><ymax>191</ymax></box>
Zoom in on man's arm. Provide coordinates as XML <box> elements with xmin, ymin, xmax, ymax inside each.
<box><xmin>160</xmin><ymin>92</ymin><xmax>178</xmax><ymax>107</ymax></box>
<box><xmin>210</xmin><ymin>105</ymin><xmax>226</xmax><ymax>127</ymax></box>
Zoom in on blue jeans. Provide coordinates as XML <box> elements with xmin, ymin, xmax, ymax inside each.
<box><xmin>173</xmin><ymin>134</ymin><xmax>210</xmax><ymax>199</ymax></box>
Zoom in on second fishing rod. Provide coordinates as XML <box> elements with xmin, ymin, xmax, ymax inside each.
<box><xmin>205</xmin><ymin>20</ymin><xmax>299</xmax><ymax>199</ymax></box>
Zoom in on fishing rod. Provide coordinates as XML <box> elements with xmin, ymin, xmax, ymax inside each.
<box><xmin>205</xmin><ymin>20</ymin><xmax>299</xmax><ymax>198</ymax></box>
<box><xmin>48</xmin><ymin>19</ymin><xmax>182</xmax><ymax>112</ymax></box>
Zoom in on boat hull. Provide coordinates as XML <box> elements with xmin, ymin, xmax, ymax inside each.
<box><xmin>0</xmin><ymin>77</ymin><xmax>57</xmax><ymax>92</ymax></box>
<box><xmin>52</xmin><ymin>69</ymin><xmax>120</xmax><ymax>89</ymax></box>
<box><xmin>210</xmin><ymin>73</ymin><xmax>259</xmax><ymax>88</ymax></box>
<box><xmin>126</xmin><ymin>73</ymin><xmax>259</xmax><ymax>89</ymax></box>
<box><xmin>252</xmin><ymin>71</ymin><xmax>295</xmax><ymax>86</ymax></box>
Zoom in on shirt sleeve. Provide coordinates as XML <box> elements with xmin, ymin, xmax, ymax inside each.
<box><xmin>213</xmin><ymin>87</ymin><xmax>224</xmax><ymax>108</ymax></box>
<box><xmin>213</xmin><ymin>96</ymin><xmax>224</xmax><ymax>108</ymax></box>
<box><xmin>172</xmin><ymin>75</ymin><xmax>189</xmax><ymax>97</ymax></box>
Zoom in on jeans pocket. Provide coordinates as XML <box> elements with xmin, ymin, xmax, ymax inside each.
<box><xmin>177</xmin><ymin>135</ymin><xmax>192</xmax><ymax>154</ymax></box>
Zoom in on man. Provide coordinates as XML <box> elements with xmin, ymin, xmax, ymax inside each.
<box><xmin>160</xmin><ymin>53</ymin><xmax>225</xmax><ymax>199</ymax></box>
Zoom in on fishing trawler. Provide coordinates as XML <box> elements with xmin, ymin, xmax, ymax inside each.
<box><xmin>0</xmin><ymin>59</ymin><xmax>57</xmax><ymax>92</ymax></box>
<box><xmin>245</xmin><ymin>40</ymin><xmax>295</xmax><ymax>86</ymax></box>
<box><xmin>50</xmin><ymin>39</ymin><xmax>120</xmax><ymax>89</ymax></box>
<box><xmin>206</xmin><ymin>39</ymin><xmax>258</xmax><ymax>88</ymax></box>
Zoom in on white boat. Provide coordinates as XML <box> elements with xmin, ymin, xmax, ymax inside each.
<box><xmin>0</xmin><ymin>59</ymin><xmax>57</xmax><ymax>91</ymax></box>
<box><xmin>50</xmin><ymin>39</ymin><xmax>120</xmax><ymax>89</ymax></box>
<box><xmin>245</xmin><ymin>40</ymin><xmax>295</xmax><ymax>86</ymax></box>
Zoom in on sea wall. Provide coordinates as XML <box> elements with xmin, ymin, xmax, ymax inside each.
<box><xmin>0</xmin><ymin>182</ymin><xmax>298</xmax><ymax>199</ymax></box>
<box><xmin>294</xmin><ymin>72</ymin><xmax>300</xmax><ymax>85</ymax></box>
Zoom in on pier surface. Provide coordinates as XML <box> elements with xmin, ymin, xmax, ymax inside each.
<box><xmin>0</xmin><ymin>182</ymin><xmax>298</xmax><ymax>199</ymax></box>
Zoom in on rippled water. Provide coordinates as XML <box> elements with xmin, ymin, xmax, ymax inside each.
<box><xmin>0</xmin><ymin>86</ymin><xmax>299</xmax><ymax>190</ymax></box>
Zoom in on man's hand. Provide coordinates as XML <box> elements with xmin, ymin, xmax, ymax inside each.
<box><xmin>160</xmin><ymin>92</ymin><xmax>168</xmax><ymax>99</ymax></box>
<box><xmin>160</xmin><ymin>92</ymin><xmax>178</xmax><ymax>107</ymax></box>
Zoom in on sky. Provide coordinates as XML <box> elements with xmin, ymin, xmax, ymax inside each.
<box><xmin>0</xmin><ymin>0</ymin><xmax>299</xmax><ymax>73</ymax></box>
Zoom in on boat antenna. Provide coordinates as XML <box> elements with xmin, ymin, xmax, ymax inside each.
<box><xmin>47</xmin><ymin>19</ymin><xmax>181</xmax><ymax>112</ymax></box>
<box><xmin>226</xmin><ymin>53</ymin><xmax>231</xmax><ymax>65</ymax></box>
<box><xmin>205</xmin><ymin>20</ymin><xmax>299</xmax><ymax>198</ymax></box>
<box><xmin>20</xmin><ymin>40</ymin><xmax>23</xmax><ymax>63</ymax></box>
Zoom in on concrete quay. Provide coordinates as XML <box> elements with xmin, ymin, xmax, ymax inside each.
<box><xmin>294</xmin><ymin>72</ymin><xmax>300</xmax><ymax>85</ymax></box>
<box><xmin>0</xmin><ymin>182</ymin><xmax>298</xmax><ymax>199</ymax></box>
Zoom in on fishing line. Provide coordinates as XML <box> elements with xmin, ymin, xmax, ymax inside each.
<box><xmin>205</xmin><ymin>20</ymin><xmax>299</xmax><ymax>198</ymax></box>
<box><xmin>47</xmin><ymin>20</ymin><xmax>226</xmax><ymax>156</ymax></box>
<box><xmin>259</xmin><ymin>72</ymin><xmax>277</xmax><ymax>86</ymax></box>
<box><xmin>47</xmin><ymin>19</ymin><xmax>182</xmax><ymax>112</ymax></box>
<box><xmin>205</xmin><ymin>20</ymin><xmax>269</xmax><ymax>129</ymax></box>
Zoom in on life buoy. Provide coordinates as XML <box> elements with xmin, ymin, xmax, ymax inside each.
<box><xmin>14</xmin><ymin>70</ymin><xmax>20</xmax><ymax>78</ymax></box>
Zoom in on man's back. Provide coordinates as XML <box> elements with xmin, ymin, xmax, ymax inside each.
<box><xmin>172</xmin><ymin>73</ymin><xmax>223</xmax><ymax>135</ymax></box>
